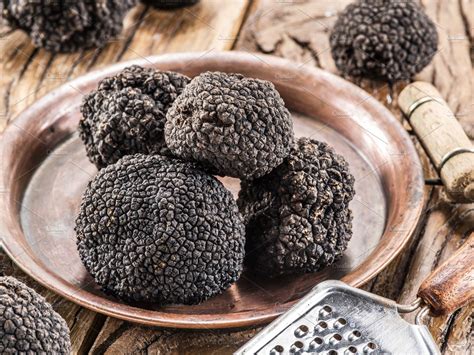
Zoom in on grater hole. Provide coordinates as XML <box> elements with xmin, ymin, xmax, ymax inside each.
<box><xmin>315</xmin><ymin>320</ymin><xmax>328</xmax><ymax>332</ymax></box>
<box><xmin>294</xmin><ymin>324</ymin><xmax>309</xmax><ymax>337</ymax></box>
<box><xmin>271</xmin><ymin>345</ymin><xmax>284</xmax><ymax>354</ymax></box>
<box><xmin>309</xmin><ymin>337</ymin><xmax>323</xmax><ymax>350</ymax></box>
<box><xmin>323</xmin><ymin>305</ymin><xmax>333</xmax><ymax>313</ymax></box>
<box><xmin>363</xmin><ymin>342</ymin><xmax>378</xmax><ymax>353</ymax></box>
<box><xmin>319</xmin><ymin>305</ymin><xmax>333</xmax><ymax>317</ymax></box>
<box><xmin>290</xmin><ymin>341</ymin><xmax>304</xmax><ymax>354</ymax></box>
<box><xmin>348</xmin><ymin>329</ymin><xmax>362</xmax><ymax>342</ymax></box>
<box><xmin>299</xmin><ymin>325</ymin><xmax>309</xmax><ymax>332</ymax></box>
<box><xmin>313</xmin><ymin>337</ymin><xmax>323</xmax><ymax>345</ymax></box>
<box><xmin>334</xmin><ymin>317</ymin><xmax>347</xmax><ymax>329</ymax></box>
<box><xmin>294</xmin><ymin>341</ymin><xmax>304</xmax><ymax>349</ymax></box>
<box><xmin>347</xmin><ymin>346</ymin><xmax>358</xmax><ymax>353</ymax></box>
<box><xmin>329</xmin><ymin>333</ymin><xmax>343</xmax><ymax>345</ymax></box>
<box><xmin>329</xmin><ymin>350</ymin><xmax>338</xmax><ymax>355</ymax></box>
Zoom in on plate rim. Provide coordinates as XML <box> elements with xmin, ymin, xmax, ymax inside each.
<box><xmin>0</xmin><ymin>51</ymin><xmax>425</xmax><ymax>329</ymax></box>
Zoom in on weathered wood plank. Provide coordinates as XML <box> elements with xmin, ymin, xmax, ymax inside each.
<box><xmin>418</xmin><ymin>0</ymin><xmax>473</xmax><ymax>137</ymax></box>
<box><xmin>89</xmin><ymin>317</ymin><xmax>260</xmax><ymax>354</ymax></box>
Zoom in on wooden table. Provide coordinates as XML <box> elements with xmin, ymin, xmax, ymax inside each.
<box><xmin>0</xmin><ymin>1</ymin><xmax>472</xmax><ymax>353</ymax></box>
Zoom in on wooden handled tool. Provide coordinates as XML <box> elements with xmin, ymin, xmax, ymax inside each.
<box><xmin>399</xmin><ymin>82</ymin><xmax>474</xmax><ymax>203</ymax></box>
<box><xmin>418</xmin><ymin>232</ymin><xmax>474</xmax><ymax>316</ymax></box>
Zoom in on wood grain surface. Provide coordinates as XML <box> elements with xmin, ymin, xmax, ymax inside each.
<box><xmin>0</xmin><ymin>0</ymin><xmax>472</xmax><ymax>354</ymax></box>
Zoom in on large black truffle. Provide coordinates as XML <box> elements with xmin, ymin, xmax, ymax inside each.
<box><xmin>79</xmin><ymin>65</ymin><xmax>190</xmax><ymax>169</ymax></box>
<box><xmin>238</xmin><ymin>138</ymin><xmax>355</xmax><ymax>277</ymax></box>
<box><xmin>141</xmin><ymin>0</ymin><xmax>199</xmax><ymax>9</ymax></box>
<box><xmin>1</xmin><ymin>0</ymin><xmax>136</xmax><ymax>52</ymax></box>
<box><xmin>75</xmin><ymin>154</ymin><xmax>246</xmax><ymax>304</ymax></box>
<box><xmin>330</xmin><ymin>0</ymin><xmax>438</xmax><ymax>82</ymax></box>
<box><xmin>0</xmin><ymin>276</ymin><xmax>71</xmax><ymax>354</ymax></box>
<box><xmin>165</xmin><ymin>71</ymin><xmax>294</xmax><ymax>179</ymax></box>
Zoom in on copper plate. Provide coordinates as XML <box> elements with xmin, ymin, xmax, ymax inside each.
<box><xmin>0</xmin><ymin>52</ymin><xmax>424</xmax><ymax>329</ymax></box>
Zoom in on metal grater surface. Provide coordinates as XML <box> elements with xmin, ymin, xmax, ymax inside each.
<box><xmin>236</xmin><ymin>281</ymin><xmax>439</xmax><ymax>355</ymax></box>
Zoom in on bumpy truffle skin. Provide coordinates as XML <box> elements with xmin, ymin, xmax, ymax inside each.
<box><xmin>1</xmin><ymin>0</ymin><xmax>137</xmax><ymax>52</ymax></box>
<box><xmin>238</xmin><ymin>138</ymin><xmax>355</xmax><ymax>278</ymax></box>
<box><xmin>75</xmin><ymin>154</ymin><xmax>246</xmax><ymax>304</ymax></box>
<box><xmin>330</xmin><ymin>0</ymin><xmax>438</xmax><ymax>82</ymax></box>
<box><xmin>79</xmin><ymin>65</ymin><xmax>190</xmax><ymax>169</ymax></box>
<box><xmin>141</xmin><ymin>0</ymin><xmax>199</xmax><ymax>8</ymax></box>
<box><xmin>165</xmin><ymin>71</ymin><xmax>294</xmax><ymax>179</ymax></box>
<box><xmin>0</xmin><ymin>277</ymin><xmax>71</xmax><ymax>354</ymax></box>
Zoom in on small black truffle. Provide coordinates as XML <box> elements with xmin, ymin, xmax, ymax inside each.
<box><xmin>75</xmin><ymin>154</ymin><xmax>246</xmax><ymax>304</ymax></box>
<box><xmin>0</xmin><ymin>276</ymin><xmax>71</xmax><ymax>354</ymax></box>
<box><xmin>238</xmin><ymin>138</ymin><xmax>355</xmax><ymax>277</ymax></box>
<box><xmin>79</xmin><ymin>65</ymin><xmax>190</xmax><ymax>169</ymax></box>
<box><xmin>1</xmin><ymin>0</ymin><xmax>137</xmax><ymax>52</ymax></box>
<box><xmin>165</xmin><ymin>71</ymin><xmax>294</xmax><ymax>179</ymax></box>
<box><xmin>330</xmin><ymin>0</ymin><xmax>438</xmax><ymax>82</ymax></box>
<box><xmin>141</xmin><ymin>0</ymin><xmax>199</xmax><ymax>9</ymax></box>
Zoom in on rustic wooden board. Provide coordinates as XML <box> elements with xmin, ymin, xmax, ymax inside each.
<box><xmin>0</xmin><ymin>0</ymin><xmax>472</xmax><ymax>354</ymax></box>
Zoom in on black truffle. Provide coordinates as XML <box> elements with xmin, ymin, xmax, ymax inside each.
<box><xmin>330</xmin><ymin>0</ymin><xmax>438</xmax><ymax>82</ymax></box>
<box><xmin>165</xmin><ymin>71</ymin><xmax>294</xmax><ymax>179</ymax></box>
<box><xmin>79</xmin><ymin>65</ymin><xmax>190</xmax><ymax>169</ymax></box>
<box><xmin>0</xmin><ymin>276</ymin><xmax>71</xmax><ymax>354</ymax></box>
<box><xmin>75</xmin><ymin>154</ymin><xmax>246</xmax><ymax>304</ymax></box>
<box><xmin>238</xmin><ymin>138</ymin><xmax>355</xmax><ymax>277</ymax></box>
<box><xmin>1</xmin><ymin>0</ymin><xmax>137</xmax><ymax>52</ymax></box>
<box><xmin>141</xmin><ymin>0</ymin><xmax>199</xmax><ymax>9</ymax></box>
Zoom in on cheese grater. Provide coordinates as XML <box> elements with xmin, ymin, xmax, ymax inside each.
<box><xmin>236</xmin><ymin>280</ymin><xmax>437</xmax><ymax>354</ymax></box>
<box><xmin>236</xmin><ymin>234</ymin><xmax>473</xmax><ymax>355</ymax></box>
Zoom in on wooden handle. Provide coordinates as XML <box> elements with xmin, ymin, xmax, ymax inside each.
<box><xmin>399</xmin><ymin>82</ymin><xmax>474</xmax><ymax>203</ymax></box>
<box><xmin>418</xmin><ymin>233</ymin><xmax>474</xmax><ymax>315</ymax></box>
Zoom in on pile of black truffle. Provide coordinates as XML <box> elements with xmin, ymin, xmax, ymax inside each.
<box><xmin>76</xmin><ymin>66</ymin><xmax>355</xmax><ymax>306</ymax></box>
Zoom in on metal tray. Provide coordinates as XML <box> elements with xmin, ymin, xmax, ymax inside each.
<box><xmin>0</xmin><ymin>52</ymin><xmax>424</xmax><ymax>329</ymax></box>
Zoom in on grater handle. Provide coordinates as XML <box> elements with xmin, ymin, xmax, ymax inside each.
<box><xmin>398</xmin><ymin>82</ymin><xmax>474</xmax><ymax>203</ymax></box>
<box><xmin>418</xmin><ymin>233</ymin><xmax>474</xmax><ymax>315</ymax></box>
